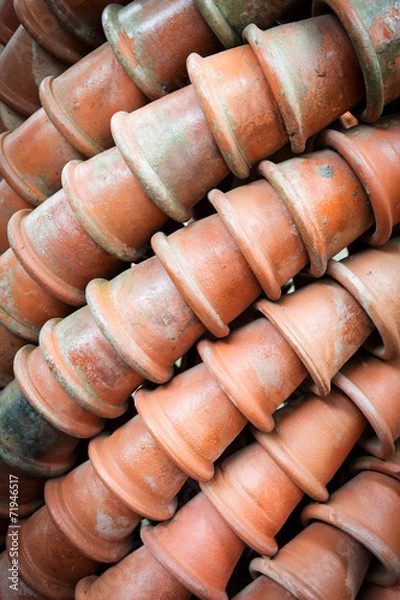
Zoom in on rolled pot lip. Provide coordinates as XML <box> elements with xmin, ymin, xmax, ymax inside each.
<box><xmin>88</xmin><ymin>433</ymin><xmax>178</xmax><ymax>522</ymax></box>
<box><xmin>14</xmin><ymin>342</ymin><xmax>105</xmax><ymax>439</ymax></box>
<box><xmin>40</xmin><ymin>76</ymin><xmax>103</xmax><ymax>158</ymax></box>
<box><xmin>151</xmin><ymin>230</ymin><xmax>230</xmax><ymax>339</ymax></box>
<box><xmin>350</xmin><ymin>454</ymin><xmax>400</xmax><ymax>482</ymax></box>
<box><xmin>44</xmin><ymin>473</ymin><xmax>136</xmax><ymax>563</ymax></box>
<box><xmin>135</xmin><ymin>387</ymin><xmax>215</xmax><ymax>482</ymax></box>
<box><xmin>326</xmin><ymin>252</ymin><xmax>400</xmax><ymax>361</ymax></box>
<box><xmin>197</xmin><ymin>337</ymin><xmax>276</xmax><ymax>433</ymax></box>
<box><xmin>208</xmin><ymin>186</ymin><xmax>283</xmax><ymax>300</ymax></box>
<box><xmin>200</xmin><ymin>467</ymin><xmax>279</xmax><ymax>557</ymax></box>
<box><xmin>85</xmin><ymin>276</ymin><xmax>173</xmax><ymax>384</ymax></box>
<box><xmin>317</xmin><ymin>126</ymin><xmax>395</xmax><ymax>246</ymax></box>
<box><xmin>194</xmin><ymin>0</ymin><xmax>241</xmax><ymax>48</ymax></box>
<box><xmin>8</xmin><ymin>208</ymin><xmax>86</xmax><ymax>307</ymax></box>
<box><xmin>75</xmin><ymin>575</ymin><xmax>98</xmax><ymax>599</ymax></box>
<box><xmin>142</xmin><ymin>523</ymin><xmax>229</xmax><ymax>600</ymax></box>
<box><xmin>332</xmin><ymin>369</ymin><xmax>395</xmax><ymax>460</ymax></box>
<box><xmin>250</xmin><ymin>554</ymin><xmax>323</xmax><ymax>600</ymax></box>
<box><xmin>39</xmin><ymin>316</ymin><xmax>128</xmax><ymax>422</ymax></box>
<box><xmin>301</xmin><ymin>493</ymin><xmax>400</xmax><ymax>587</ymax></box>
<box><xmin>111</xmin><ymin>110</ymin><xmax>192</xmax><ymax>222</ymax></box>
<box><xmin>312</xmin><ymin>0</ymin><xmax>384</xmax><ymax>123</ymax></box>
<box><xmin>62</xmin><ymin>158</ymin><xmax>145</xmax><ymax>262</ymax></box>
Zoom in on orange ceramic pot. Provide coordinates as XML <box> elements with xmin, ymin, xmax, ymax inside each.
<box><xmin>327</xmin><ymin>237</ymin><xmax>400</xmax><ymax>360</ymax></box>
<box><xmin>142</xmin><ymin>491</ymin><xmax>246</xmax><ymax>600</ymax></box>
<box><xmin>0</xmin><ymin>25</ymin><xmax>66</xmax><ymax>116</ymax></box>
<box><xmin>87</xmin><ymin>415</ymin><xmax>188</xmax><ymax>521</ymax></box>
<box><xmin>243</xmin><ymin>14</ymin><xmax>364</xmax><ymax>154</ymax></box>
<box><xmin>14</xmin><ymin>0</ymin><xmax>87</xmax><ymax>64</ymax></box>
<box><xmin>135</xmin><ymin>362</ymin><xmax>246</xmax><ymax>481</ymax></box>
<box><xmin>302</xmin><ymin>469</ymin><xmax>400</xmax><ymax>587</ymax></box>
<box><xmin>350</xmin><ymin>437</ymin><xmax>400</xmax><ymax>482</ymax></box>
<box><xmin>250</xmin><ymin>521</ymin><xmax>371</xmax><ymax>600</ymax></box>
<box><xmin>0</xmin><ymin>108</ymin><xmax>82</xmax><ymax>206</ymax></box>
<box><xmin>76</xmin><ymin>544</ymin><xmax>190</xmax><ymax>600</ymax></box>
<box><xmin>201</xmin><ymin>441</ymin><xmax>304</xmax><ymax>556</ymax></box>
<box><xmin>313</xmin><ymin>0</ymin><xmax>400</xmax><ymax>122</ymax></box>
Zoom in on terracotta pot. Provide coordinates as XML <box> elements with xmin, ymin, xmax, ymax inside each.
<box><xmin>313</xmin><ymin>0</ymin><xmax>400</xmax><ymax>122</ymax></box>
<box><xmin>39</xmin><ymin>43</ymin><xmax>148</xmax><ymax>157</ymax></box>
<box><xmin>0</xmin><ymin>179</ymin><xmax>30</xmax><ymax>254</ymax></box>
<box><xmin>62</xmin><ymin>147</ymin><xmax>167</xmax><ymax>261</ymax></box>
<box><xmin>0</xmin><ymin>0</ymin><xmax>19</xmax><ymax>45</ymax></box>
<box><xmin>258</xmin><ymin>148</ymin><xmax>373</xmax><ymax>278</ymax></box>
<box><xmin>0</xmin><ymin>377</ymin><xmax>78</xmax><ymax>477</ymax></box>
<box><xmin>38</xmin><ymin>308</ymin><xmax>143</xmax><ymax>429</ymax></box>
<box><xmin>209</xmin><ymin>179</ymin><xmax>308</xmax><ymax>301</ymax></box>
<box><xmin>198</xmin><ymin>318</ymin><xmax>307</xmax><ymax>432</ymax></box>
<box><xmin>257</xmin><ymin>277</ymin><xmax>374</xmax><ymax>397</ymax></box>
<box><xmin>85</xmin><ymin>257</ymin><xmax>205</xmax><ymax>384</ymax></box>
<box><xmin>327</xmin><ymin>237</ymin><xmax>400</xmax><ymax>360</ymax></box>
<box><xmin>44</xmin><ymin>459</ymin><xmax>141</xmax><ymax>563</ymax></box>
<box><xmin>17</xmin><ymin>505</ymin><xmax>99</xmax><ymax>598</ymax></box>
<box><xmin>13</xmin><ymin>342</ymin><xmax>105</xmax><ymax>439</ymax></box>
<box><xmin>112</xmin><ymin>84</ymin><xmax>229</xmax><ymax>222</ymax></box>
<box><xmin>254</xmin><ymin>387</ymin><xmax>366</xmax><ymax>502</ymax></box>
<box><xmin>358</xmin><ymin>582</ymin><xmax>400</xmax><ymax>599</ymax></box>
<box><xmin>194</xmin><ymin>0</ymin><xmax>300</xmax><ymax>48</ymax></box>
<box><xmin>76</xmin><ymin>544</ymin><xmax>191</xmax><ymax>600</ymax></box>
<box><xmin>151</xmin><ymin>213</ymin><xmax>261</xmax><ymax>338</ymax></box>
<box><xmin>0</xmin><ymin>550</ymin><xmax>45</xmax><ymax>599</ymax></box>
<box><xmin>0</xmin><ymin>107</ymin><xmax>83</xmax><ymax>206</ymax></box>
<box><xmin>102</xmin><ymin>0</ymin><xmax>222</xmax><ymax>101</ymax></box>
<box><xmin>8</xmin><ymin>191</ymin><xmax>122</xmax><ymax>306</ymax></box>
<box><xmin>350</xmin><ymin>437</ymin><xmax>400</xmax><ymax>482</ymax></box>
<box><xmin>201</xmin><ymin>441</ymin><xmax>304</xmax><ymax>556</ymax></box>
<box><xmin>0</xmin><ymin>248</ymin><xmax>72</xmax><ymax>345</ymax></box>
<box><xmin>88</xmin><ymin>415</ymin><xmax>188</xmax><ymax>521</ymax></box>
<box><xmin>302</xmin><ymin>470</ymin><xmax>400</xmax><ymax>587</ymax></box>
<box><xmin>135</xmin><ymin>362</ymin><xmax>246</xmax><ymax>481</ymax></box>
<box><xmin>318</xmin><ymin>116</ymin><xmax>400</xmax><ymax>245</ymax></box>
<box><xmin>0</xmin><ymin>460</ymin><xmax>44</xmax><ymax>518</ymax></box>
<box><xmin>243</xmin><ymin>14</ymin><xmax>364</xmax><ymax>154</ymax></box>
<box><xmin>14</xmin><ymin>0</ymin><xmax>87</xmax><ymax>64</ymax></box>
<box><xmin>142</xmin><ymin>491</ymin><xmax>246</xmax><ymax>600</ymax></box>
<box><xmin>250</xmin><ymin>521</ymin><xmax>371</xmax><ymax>600</ymax></box>
<box><xmin>187</xmin><ymin>44</ymin><xmax>287</xmax><ymax>178</ymax></box>
<box><xmin>333</xmin><ymin>354</ymin><xmax>400</xmax><ymax>459</ymax></box>
<box><xmin>0</xmin><ymin>25</ymin><xmax>67</xmax><ymax>116</ymax></box>
<box><xmin>45</xmin><ymin>0</ymin><xmax>124</xmax><ymax>47</ymax></box>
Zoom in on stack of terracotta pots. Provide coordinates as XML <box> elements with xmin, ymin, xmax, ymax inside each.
<box><xmin>0</xmin><ymin>0</ymin><xmax>399</xmax><ymax>598</ymax></box>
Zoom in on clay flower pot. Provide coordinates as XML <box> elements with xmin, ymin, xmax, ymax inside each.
<box><xmin>87</xmin><ymin>415</ymin><xmax>188</xmax><ymax>521</ymax></box>
<box><xmin>76</xmin><ymin>544</ymin><xmax>190</xmax><ymax>600</ymax></box>
<box><xmin>14</xmin><ymin>0</ymin><xmax>88</xmax><ymax>64</ymax></box>
<box><xmin>0</xmin><ymin>0</ymin><xmax>19</xmax><ymax>45</ymax></box>
<box><xmin>16</xmin><ymin>505</ymin><xmax>99</xmax><ymax>598</ymax></box>
<box><xmin>0</xmin><ymin>551</ymin><xmax>45</xmax><ymax>599</ymax></box>
<box><xmin>318</xmin><ymin>116</ymin><xmax>400</xmax><ymax>246</ymax></box>
<box><xmin>249</xmin><ymin>521</ymin><xmax>371</xmax><ymax>600</ymax></box>
<box><xmin>0</xmin><ymin>376</ymin><xmax>79</xmax><ymax>477</ymax></box>
<box><xmin>201</xmin><ymin>441</ymin><xmax>304</xmax><ymax>556</ymax></box>
<box><xmin>327</xmin><ymin>237</ymin><xmax>400</xmax><ymax>360</ymax></box>
<box><xmin>0</xmin><ymin>108</ymin><xmax>83</xmax><ymax>206</ymax></box>
<box><xmin>0</xmin><ymin>25</ymin><xmax>67</xmax><ymax>116</ymax></box>
<box><xmin>333</xmin><ymin>353</ymin><xmax>400</xmax><ymax>459</ymax></box>
<box><xmin>102</xmin><ymin>0</ymin><xmax>222</xmax><ymax>101</ymax></box>
<box><xmin>350</xmin><ymin>437</ymin><xmax>400</xmax><ymax>482</ymax></box>
<box><xmin>302</xmin><ymin>469</ymin><xmax>400</xmax><ymax>587</ymax></box>
<box><xmin>135</xmin><ymin>362</ymin><xmax>246</xmax><ymax>481</ymax></box>
<box><xmin>313</xmin><ymin>0</ymin><xmax>400</xmax><ymax>122</ymax></box>
<box><xmin>254</xmin><ymin>387</ymin><xmax>366</xmax><ymax>502</ymax></box>
<box><xmin>142</xmin><ymin>491</ymin><xmax>246</xmax><ymax>600</ymax></box>
<box><xmin>242</xmin><ymin>14</ymin><xmax>364</xmax><ymax>154</ymax></box>
<box><xmin>44</xmin><ymin>459</ymin><xmax>141</xmax><ymax>563</ymax></box>
<box><xmin>198</xmin><ymin>317</ymin><xmax>308</xmax><ymax>432</ymax></box>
